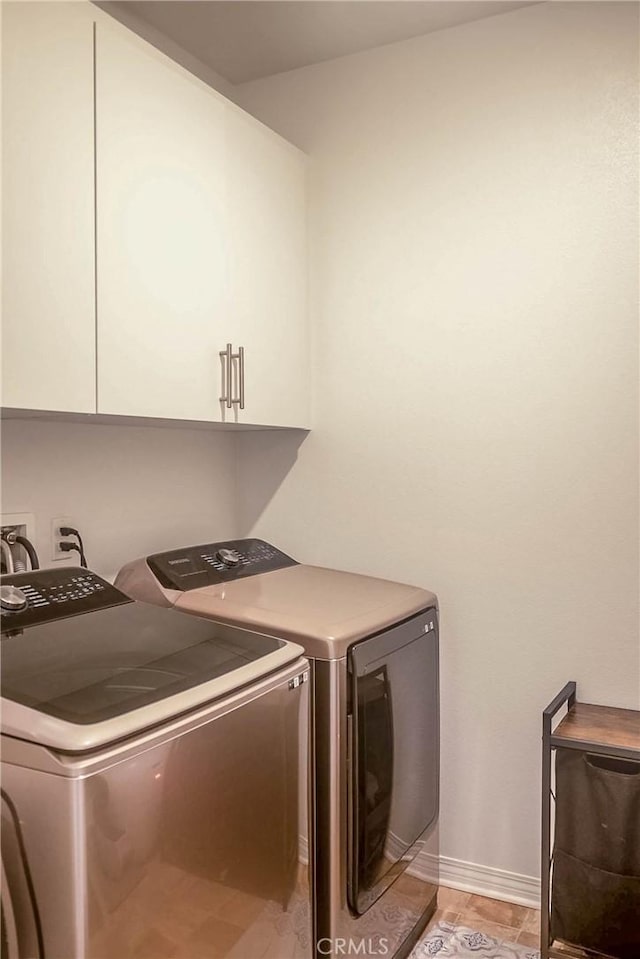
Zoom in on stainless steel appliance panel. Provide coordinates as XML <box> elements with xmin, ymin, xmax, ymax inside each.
<box><xmin>1</xmin><ymin>661</ymin><xmax>311</xmax><ymax>959</ymax></box>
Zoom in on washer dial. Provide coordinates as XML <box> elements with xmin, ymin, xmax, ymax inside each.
<box><xmin>0</xmin><ymin>585</ymin><xmax>28</xmax><ymax>612</ymax></box>
<box><xmin>216</xmin><ymin>548</ymin><xmax>242</xmax><ymax>567</ymax></box>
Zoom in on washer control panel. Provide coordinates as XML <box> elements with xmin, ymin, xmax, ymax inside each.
<box><xmin>1</xmin><ymin>567</ymin><xmax>130</xmax><ymax>631</ymax></box>
<box><xmin>147</xmin><ymin>538</ymin><xmax>297</xmax><ymax>591</ymax></box>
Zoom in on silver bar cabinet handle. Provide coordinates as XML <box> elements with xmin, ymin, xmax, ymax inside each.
<box><xmin>219</xmin><ymin>343</ymin><xmax>232</xmax><ymax>409</ymax></box>
<box><xmin>238</xmin><ymin>346</ymin><xmax>245</xmax><ymax>410</ymax></box>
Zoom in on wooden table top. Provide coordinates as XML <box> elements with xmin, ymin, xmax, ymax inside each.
<box><xmin>553</xmin><ymin>701</ymin><xmax>640</xmax><ymax>754</ymax></box>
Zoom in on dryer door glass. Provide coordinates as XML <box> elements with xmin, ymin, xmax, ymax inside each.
<box><xmin>347</xmin><ymin>610</ymin><xmax>439</xmax><ymax>915</ymax></box>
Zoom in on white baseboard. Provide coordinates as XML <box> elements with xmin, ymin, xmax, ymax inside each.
<box><xmin>408</xmin><ymin>851</ymin><xmax>540</xmax><ymax>910</ymax></box>
<box><xmin>300</xmin><ymin>835</ymin><xmax>540</xmax><ymax>910</ymax></box>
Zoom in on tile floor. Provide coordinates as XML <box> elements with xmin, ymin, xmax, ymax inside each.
<box><xmin>424</xmin><ymin>884</ymin><xmax>540</xmax><ymax>949</ymax></box>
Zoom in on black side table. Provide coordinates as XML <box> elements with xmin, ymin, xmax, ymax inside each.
<box><xmin>541</xmin><ymin>682</ymin><xmax>640</xmax><ymax>959</ymax></box>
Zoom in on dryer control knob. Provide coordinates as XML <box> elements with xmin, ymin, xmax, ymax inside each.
<box><xmin>0</xmin><ymin>585</ymin><xmax>28</xmax><ymax>612</ymax></box>
<box><xmin>216</xmin><ymin>548</ymin><xmax>241</xmax><ymax>567</ymax></box>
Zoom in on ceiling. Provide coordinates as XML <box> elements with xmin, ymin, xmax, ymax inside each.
<box><xmin>102</xmin><ymin>1</ymin><xmax>539</xmax><ymax>85</ymax></box>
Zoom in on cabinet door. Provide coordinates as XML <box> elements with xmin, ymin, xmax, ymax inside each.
<box><xmin>96</xmin><ymin>24</ymin><xmax>228</xmax><ymax>421</ymax></box>
<box><xmin>227</xmin><ymin>110</ymin><xmax>310</xmax><ymax>428</ymax></box>
<box><xmin>2</xmin><ymin>1</ymin><xmax>96</xmax><ymax>413</ymax></box>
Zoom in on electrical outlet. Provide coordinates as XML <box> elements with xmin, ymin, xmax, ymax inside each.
<box><xmin>51</xmin><ymin>516</ymin><xmax>76</xmax><ymax>562</ymax></box>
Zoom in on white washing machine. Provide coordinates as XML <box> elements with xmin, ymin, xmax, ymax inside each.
<box><xmin>0</xmin><ymin>565</ymin><xmax>311</xmax><ymax>959</ymax></box>
<box><xmin>116</xmin><ymin>539</ymin><xmax>440</xmax><ymax>959</ymax></box>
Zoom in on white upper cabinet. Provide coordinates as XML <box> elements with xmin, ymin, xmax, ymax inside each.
<box><xmin>95</xmin><ymin>23</ymin><xmax>229</xmax><ymax>421</ymax></box>
<box><xmin>2</xmin><ymin>2</ymin><xmax>96</xmax><ymax>413</ymax></box>
<box><xmin>2</xmin><ymin>6</ymin><xmax>310</xmax><ymax>428</ymax></box>
<box><xmin>226</xmin><ymin>109</ymin><xmax>310</xmax><ymax>429</ymax></box>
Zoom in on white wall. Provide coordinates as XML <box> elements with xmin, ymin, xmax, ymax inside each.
<box><xmin>1</xmin><ymin>419</ymin><xmax>238</xmax><ymax>581</ymax></box>
<box><xmin>234</xmin><ymin>1</ymin><xmax>640</xmax><ymax>882</ymax></box>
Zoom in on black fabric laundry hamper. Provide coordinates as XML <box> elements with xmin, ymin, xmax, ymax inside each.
<box><xmin>550</xmin><ymin>748</ymin><xmax>640</xmax><ymax>958</ymax></box>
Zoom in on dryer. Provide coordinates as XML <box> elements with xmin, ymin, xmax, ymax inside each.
<box><xmin>116</xmin><ymin>539</ymin><xmax>440</xmax><ymax>959</ymax></box>
<box><xmin>1</xmin><ymin>565</ymin><xmax>311</xmax><ymax>959</ymax></box>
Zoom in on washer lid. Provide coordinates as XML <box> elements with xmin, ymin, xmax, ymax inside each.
<box><xmin>174</xmin><ymin>564</ymin><xmax>437</xmax><ymax>660</ymax></box>
<box><xmin>1</xmin><ymin>602</ymin><xmax>303</xmax><ymax>751</ymax></box>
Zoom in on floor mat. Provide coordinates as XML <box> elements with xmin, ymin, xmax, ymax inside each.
<box><xmin>410</xmin><ymin>921</ymin><xmax>540</xmax><ymax>959</ymax></box>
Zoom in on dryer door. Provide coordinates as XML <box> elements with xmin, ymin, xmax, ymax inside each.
<box><xmin>347</xmin><ymin>609</ymin><xmax>439</xmax><ymax>915</ymax></box>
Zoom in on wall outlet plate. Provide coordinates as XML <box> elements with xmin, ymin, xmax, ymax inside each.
<box><xmin>51</xmin><ymin>516</ymin><xmax>75</xmax><ymax>562</ymax></box>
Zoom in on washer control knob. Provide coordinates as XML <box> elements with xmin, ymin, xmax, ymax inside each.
<box><xmin>0</xmin><ymin>585</ymin><xmax>28</xmax><ymax>612</ymax></box>
<box><xmin>216</xmin><ymin>548</ymin><xmax>241</xmax><ymax>567</ymax></box>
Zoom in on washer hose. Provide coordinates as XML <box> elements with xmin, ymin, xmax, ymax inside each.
<box><xmin>15</xmin><ymin>535</ymin><xmax>40</xmax><ymax>571</ymax></box>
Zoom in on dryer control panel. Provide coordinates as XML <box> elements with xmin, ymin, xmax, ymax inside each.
<box><xmin>0</xmin><ymin>567</ymin><xmax>130</xmax><ymax>631</ymax></box>
<box><xmin>147</xmin><ymin>538</ymin><xmax>297</xmax><ymax>591</ymax></box>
